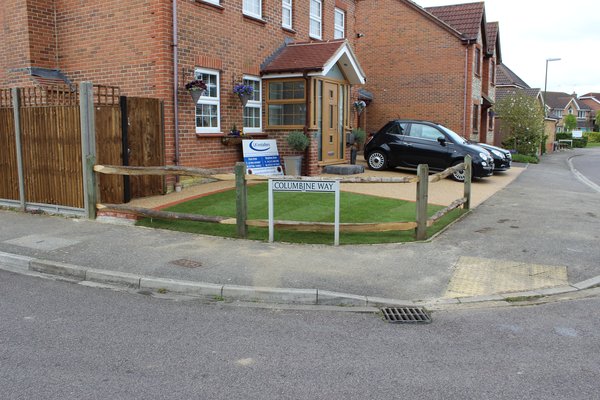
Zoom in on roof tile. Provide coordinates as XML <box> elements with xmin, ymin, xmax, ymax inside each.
<box><xmin>425</xmin><ymin>2</ymin><xmax>485</xmax><ymax>39</ymax></box>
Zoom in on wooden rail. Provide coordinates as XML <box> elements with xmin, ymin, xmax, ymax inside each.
<box><xmin>93</xmin><ymin>156</ymin><xmax>472</xmax><ymax>243</ymax></box>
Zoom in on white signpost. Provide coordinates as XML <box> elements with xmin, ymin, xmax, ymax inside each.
<box><xmin>268</xmin><ymin>179</ymin><xmax>341</xmax><ymax>246</ymax></box>
<box><xmin>572</xmin><ymin>130</ymin><xmax>583</xmax><ymax>138</ymax></box>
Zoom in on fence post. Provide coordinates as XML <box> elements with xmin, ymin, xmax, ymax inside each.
<box><xmin>235</xmin><ymin>162</ymin><xmax>248</xmax><ymax>238</ymax></box>
<box><xmin>463</xmin><ymin>155</ymin><xmax>472</xmax><ymax>210</ymax></box>
<box><xmin>11</xmin><ymin>88</ymin><xmax>26</xmax><ymax>211</ymax></box>
<box><xmin>80</xmin><ymin>82</ymin><xmax>97</xmax><ymax>219</ymax></box>
<box><xmin>415</xmin><ymin>163</ymin><xmax>429</xmax><ymax>240</ymax></box>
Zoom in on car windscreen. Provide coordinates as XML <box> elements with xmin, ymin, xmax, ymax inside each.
<box><xmin>438</xmin><ymin>125</ymin><xmax>468</xmax><ymax>144</ymax></box>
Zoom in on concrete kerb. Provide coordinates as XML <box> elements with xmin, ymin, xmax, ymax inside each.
<box><xmin>1</xmin><ymin>250</ymin><xmax>599</xmax><ymax>309</ymax></box>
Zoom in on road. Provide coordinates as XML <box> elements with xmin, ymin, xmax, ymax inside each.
<box><xmin>1</xmin><ymin>270</ymin><xmax>599</xmax><ymax>400</ymax></box>
<box><xmin>570</xmin><ymin>147</ymin><xmax>600</xmax><ymax>189</ymax></box>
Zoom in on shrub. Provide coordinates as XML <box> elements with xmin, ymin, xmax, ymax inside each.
<box><xmin>352</xmin><ymin>128</ymin><xmax>366</xmax><ymax>146</ymax></box>
<box><xmin>286</xmin><ymin>131</ymin><xmax>310</xmax><ymax>152</ymax></box>
<box><xmin>585</xmin><ymin>131</ymin><xmax>600</xmax><ymax>142</ymax></box>
<box><xmin>573</xmin><ymin>137</ymin><xmax>588</xmax><ymax>148</ymax></box>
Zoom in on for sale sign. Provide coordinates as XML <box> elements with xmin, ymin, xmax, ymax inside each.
<box><xmin>242</xmin><ymin>139</ymin><xmax>283</xmax><ymax>176</ymax></box>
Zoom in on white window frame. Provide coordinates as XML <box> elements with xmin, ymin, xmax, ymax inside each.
<box><xmin>243</xmin><ymin>0</ymin><xmax>262</xmax><ymax>19</ymax></box>
<box><xmin>334</xmin><ymin>8</ymin><xmax>345</xmax><ymax>39</ymax></box>
<box><xmin>282</xmin><ymin>0</ymin><xmax>292</xmax><ymax>29</ymax></box>
<box><xmin>194</xmin><ymin>67</ymin><xmax>220</xmax><ymax>134</ymax></box>
<box><xmin>243</xmin><ymin>75</ymin><xmax>262</xmax><ymax>133</ymax></box>
<box><xmin>203</xmin><ymin>0</ymin><xmax>220</xmax><ymax>5</ymax></box>
<box><xmin>309</xmin><ymin>0</ymin><xmax>322</xmax><ymax>40</ymax></box>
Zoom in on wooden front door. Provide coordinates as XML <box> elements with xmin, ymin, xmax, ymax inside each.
<box><xmin>321</xmin><ymin>81</ymin><xmax>340</xmax><ymax>162</ymax></box>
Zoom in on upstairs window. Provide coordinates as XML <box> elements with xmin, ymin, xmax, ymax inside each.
<box><xmin>282</xmin><ymin>0</ymin><xmax>292</xmax><ymax>29</ymax></box>
<box><xmin>475</xmin><ymin>47</ymin><xmax>481</xmax><ymax>76</ymax></box>
<box><xmin>243</xmin><ymin>76</ymin><xmax>262</xmax><ymax>133</ymax></box>
<box><xmin>578</xmin><ymin>110</ymin><xmax>586</xmax><ymax>118</ymax></box>
<box><xmin>310</xmin><ymin>0</ymin><xmax>322</xmax><ymax>40</ymax></box>
<box><xmin>334</xmin><ymin>8</ymin><xmax>345</xmax><ymax>39</ymax></box>
<box><xmin>491</xmin><ymin>60</ymin><xmax>496</xmax><ymax>84</ymax></box>
<box><xmin>203</xmin><ymin>0</ymin><xmax>220</xmax><ymax>4</ymax></box>
<box><xmin>243</xmin><ymin>0</ymin><xmax>262</xmax><ymax>19</ymax></box>
<box><xmin>194</xmin><ymin>68</ymin><xmax>220</xmax><ymax>134</ymax></box>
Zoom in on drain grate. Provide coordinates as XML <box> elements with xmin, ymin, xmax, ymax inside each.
<box><xmin>169</xmin><ymin>258</ymin><xmax>202</xmax><ymax>269</ymax></box>
<box><xmin>381</xmin><ymin>307</ymin><xmax>431</xmax><ymax>324</ymax></box>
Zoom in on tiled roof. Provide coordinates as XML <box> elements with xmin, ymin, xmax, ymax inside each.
<box><xmin>579</xmin><ymin>98</ymin><xmax>600</xmax><ymax>111</ymax></box>
<box><xmin>261</xmin><ymin>40</ymin><xmax>347</xmax><ymax>74</ymax></box>
<box><xmin>425</xmin><ymin>2</ymin><xmax>485</xmax><ymax>40</ymax></box>
<box><xmin>486</xmin><ymin>22</ymin><xmax>498</xmax><ymax>54</ymax></box>
<box><xmin>580</xmin><ymin>93</ymin><xmax>600</xmax><ymax>100</ymax></box>
<box><xmin>495</xmin><ymin>87</ymin><xmax>540</xmax><ymax>103</ymax></box>
<box><xmin>544</xmin><ymin>91</ymin><xmax>575</xmax><ymax>109</ymax></box>
<box><xmin>496</xmin><ymin>64</ymin><xmax>530</xmax><ymax>88</ymax></box>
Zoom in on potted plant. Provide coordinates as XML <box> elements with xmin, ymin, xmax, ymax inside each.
<box><xmin>350</xmin><ymin>128</ymin><xmax>366</xmax><ymax>164</ymax></box>
<box><xmin>284</xmin><ymin>131</ymin><xmax>310</xmax><ymax>176</ymax></box>
<box><xmin>233</xmin><ymin>83</ymin><xmax>254</xmax><ymax>106</ymax></box>
<box><xmin>185</xmin><ymin>79</ymin><xmax>207</xmax><ymax>103</ymax></box>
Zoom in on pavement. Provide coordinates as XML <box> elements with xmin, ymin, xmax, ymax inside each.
<box><xmin>1</xmin><ymin>149</ymin><xmax>599</xmax><ymax>310</ymax></box>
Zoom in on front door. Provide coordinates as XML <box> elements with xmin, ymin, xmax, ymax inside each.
<box><xmin>321</xmin><ymin>81</ymin><xmax>340</xmax><ymax>162</ymax></box>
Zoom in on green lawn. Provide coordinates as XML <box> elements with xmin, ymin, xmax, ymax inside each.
<box><xmin>137</xmin><ymin>183</ymin><xmax>466</xmax><ymax>244</ymax></box>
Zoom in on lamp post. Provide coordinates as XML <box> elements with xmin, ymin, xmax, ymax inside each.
<box><xmin>543</xmin><ymin>57</ymin><xmax>561</xmax><ymax>117</ymax></box>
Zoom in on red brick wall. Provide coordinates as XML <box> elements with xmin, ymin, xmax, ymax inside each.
<box><xmin>0</xmin><ymin>0</ymin><xmax>33</xmax><ymax>86</ymax></box>
<box><xmin>2</xmin><ymin>0</ymin><xmax>359</xmax><ymax>177</ymax></box>
<box><xmin>355</xmin><ymin>0</ymin><xmax>470</xmax><ymax>136</ymax></box>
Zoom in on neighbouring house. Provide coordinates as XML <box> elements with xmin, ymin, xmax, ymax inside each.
<box><xmin>493</xmin><ymin>63</ymin><xmax>556</xmax><ymax>152</ymax></box>
<box><xmin>544</xmin><ymin>92</ymin><xmax>594</xmax><ymax>133</ymax></box>
<box><xmin>1</xmin><ymin>0</ymin><xmax>366</xmax><ymax>183</ymax></box>
<box><xmin>578</xmin><ymin>93</ymin><xmax>600</xmax><ymax>129</ymax></box>
<box><xmin>354</xmin><ymin>1</ymin><xmax>501</xmax><ymax>143</ymax></box>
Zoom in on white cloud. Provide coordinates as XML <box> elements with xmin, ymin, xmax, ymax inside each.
<box><xmin>417</xmin><ymin>0</ymin><xmax>600</xmax><ymax>94</ymax></box>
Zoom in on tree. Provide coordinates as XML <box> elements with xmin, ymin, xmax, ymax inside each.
<box><xmin>564</xmin><ymin>114</ymin><xmax>577</xmax><ymax>132</ymax></box>
<box><xmin>495</xmin><ymin>92</ymin><xmax>545</xmax><ymax>156</ymax></box>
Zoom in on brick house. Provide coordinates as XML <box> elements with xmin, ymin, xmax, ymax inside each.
<box><xmin>354</xmin><ymin>1</ymin><xmax>500</xmax><ymax>143</ymax></box>
<box><xmin>544</xmin><ymin>92</ymin><xmax>594</xmax><ymax>133</ymax></box>
<box><xmin>1</xmin><ymin>0</ymin><xmax>366</xmax><ymax>183</ymax></box>
<box><xmin>576</xmin><ymin>93</ymin><xmax>599</xmax><ymax>130</ymax></box>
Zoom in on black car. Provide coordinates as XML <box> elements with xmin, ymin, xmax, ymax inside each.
<box><xmin>364</xmin><ymin>120</ymin><xmax>494</xmax><ymax>181</ymax></box>
<box><xmin>476</xmin><ymin>142</ymin><xmax>511</xmax><ymax>171</ymax></box>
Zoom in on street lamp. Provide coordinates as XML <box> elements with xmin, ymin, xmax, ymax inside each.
<box><xmin>543</xmin><ymin>57</ymin><xmax>561</xmax><ymax>117</ymax></box>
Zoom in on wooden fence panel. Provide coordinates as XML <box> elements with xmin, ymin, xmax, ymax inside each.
<box><xmin>95</xmin><ymin>104</ymin><xmax>123</xmax><ymax>204</ymax></box>
<box><xmin>19</xmin><ymin>104</ymin><xmax>84</xmax><ymax>208</ymax></box>
<box><xmin>0</xmin><ymin>104</ymin><xmax>19</xmax><ymax>201</ymax></box>
<box><xmin>126</xmin><ymin>97</ymin><xmax>165</xmax><ymax>199</ymax></box>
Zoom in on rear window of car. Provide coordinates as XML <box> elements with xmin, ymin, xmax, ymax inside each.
<box><xmin>381</xmin><ymin>121</ymin><xmax>408</xmax><ymax>135</ymax></box>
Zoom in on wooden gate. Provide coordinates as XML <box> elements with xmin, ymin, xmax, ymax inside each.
<box><xmin>122</xmin><ymin>97</ymin><xmax>165</xmax><ymax>201</ymax></box>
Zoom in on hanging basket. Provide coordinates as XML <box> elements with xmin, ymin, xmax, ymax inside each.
<box><xmin>190</xmin><ymin>89</ymin><xmax>205</xmax><ymax>103</ymax></box>
<box><xmin>238</xmin><ymin>93</ymin><xmax>251</xmax><ymax>106</ymax></box>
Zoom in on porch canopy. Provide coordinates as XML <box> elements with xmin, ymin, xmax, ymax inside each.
<box><xmin>261</xmin><ymin>39</ymin><xmax>366</xmax><ymax>84</ymax></box>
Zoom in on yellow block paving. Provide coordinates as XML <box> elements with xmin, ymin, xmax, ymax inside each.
<box><xmin>444</xmin><ymin>256</ymin><xmax>568</xmax><ymax>298</ymax></box>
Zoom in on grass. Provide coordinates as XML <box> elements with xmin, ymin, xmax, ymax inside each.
<box><xmin>137</xmin><ymin>183</ymin><xmax>466</xmax><ymax>244</ymax></box>
<box><xmin>511</xmin><ymin>154</ymin><xmax>539</xmax><ymax>164</ymax></box>
<box><xmin>586</xmin><ymin>141</ymin><xmax>600</xmax><ymax>148</ymax></box>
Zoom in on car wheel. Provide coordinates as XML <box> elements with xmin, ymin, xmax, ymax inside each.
<box><xmin>450</xmin><ymin>160</ymin><xmax>465</xmax><ymax>182</ymax></box>
<box><xmin>367</xmin><ymin>151</ymin><xmax>388</xmax><ymax>171</ymax></box>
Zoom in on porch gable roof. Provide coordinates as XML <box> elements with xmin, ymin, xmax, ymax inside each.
<box><xmin>261</xmin><ymin>39</ymin><xmax>366</xmax><ymax>84</ymax></box>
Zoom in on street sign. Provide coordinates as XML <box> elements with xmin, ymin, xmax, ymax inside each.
<box><xmin>268</xmin><ymin>179</ymin><xmax>341</xmax><ymax>246</ymax></box>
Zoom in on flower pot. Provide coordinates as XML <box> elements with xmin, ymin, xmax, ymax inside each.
<box><xmin>238</xmin><ymin>93</ymin><xmax>251</xmax><ymax>106</ymax></box>
<box><xmin>283</xmin><ymin>155</ymin><xmax>303</xmax><ymax>176</ymax></box>
<box><xmin>190</xmin><ymin>89</ymin><xmax>205</xmax><ymax>103</ymax></box>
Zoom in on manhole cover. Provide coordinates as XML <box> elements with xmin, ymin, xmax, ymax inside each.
<box><xmin>381</xmin><ymin>307</ymin><xmax>431</xmax><ymax>324</ymax></box>
<box><xmin>169</xmin><ymin>259</ymin><xmax>202</xmax><ymax>268</ymax></box>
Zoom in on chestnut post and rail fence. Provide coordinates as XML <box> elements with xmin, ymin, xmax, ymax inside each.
<box><xmin>93</xmin><ymin>156</ymin><xmax>471</xmax><ymax>243</ymax></box>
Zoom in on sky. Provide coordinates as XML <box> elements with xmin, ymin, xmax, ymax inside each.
<box><xmin>417</xmin><ymin>0</ymin><xmax>600</xmax><ymax>95</ymax></box>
